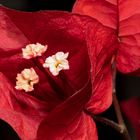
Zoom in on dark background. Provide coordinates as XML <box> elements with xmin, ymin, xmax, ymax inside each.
<box><xmin>0</xmin><ymin>0</ymin><xmax>139</xmax><ymax>140</ymax></box>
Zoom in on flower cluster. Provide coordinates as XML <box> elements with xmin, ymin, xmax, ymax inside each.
<box><xmin>15</xmin><ymin>43</ymin><xmax>69</xmax><ymax>92</ymax></box>
<box><xmin>0</xmin><ymin>6</ymin><xmax>119</xmax><ymax>140</ymax></box>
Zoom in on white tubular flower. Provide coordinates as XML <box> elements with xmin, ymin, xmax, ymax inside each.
<box><xmin>15</xmin><ymin>68</ymin><xmax>39</xmax><ymax>92</ymax></box>
<box><xmin>43</xmin><ymin>52</ymin><xmax>69</xmax><ymax>76</ymax></box>
<box><xmin>22</xmin><ymin>43</ymin><xmax>48</xmax><ymax>59</ymax></box>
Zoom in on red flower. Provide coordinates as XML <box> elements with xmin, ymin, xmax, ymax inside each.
<box><xmin>73</xmin><ymin>0</ymin><xmax>140</xmax><ymax>74</ymax></box>
<box><xmin>0</xmin><ymin>6</ymin><xmax>117</xmax><ymax>140</ymax></box>
<box><xmin>73</xmin><ymin>1</ymin><xmax>140</xmax><ymax>139</ymax></box>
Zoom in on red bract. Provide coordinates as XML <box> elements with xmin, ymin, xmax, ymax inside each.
<box><xmin>0</xmin><ymin>6</ymin><xmax>117</xmax><ymax>140</ymax></box>
<box><xmin>73</xmin><ymin>0</ymin><xmax>140</xmax><ymax>74</ymax></box>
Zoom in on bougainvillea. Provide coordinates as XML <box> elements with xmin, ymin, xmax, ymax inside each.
<box><xmin>73</xmin><ymin>0</ymin><xmax>140</xmax><ymax>74</ymax></box>
<box><xmin>0</xmin><ymin>6</ymin><xmax>118</xmax><ymax>140</ymax></box>
<box><xmin>73</xmin><ymin>0</ymin><xmax>140</xmax><ymax>139</ymax></box>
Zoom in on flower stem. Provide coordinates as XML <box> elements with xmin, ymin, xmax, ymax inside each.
<box><xmin>112</xmin><ymin>62</ymin><xmax>131</xmax><ymax>140</ymax></box>
<box><xmin>86</xmin><ymin>62</ymin><xmax>131</xmax><ymax>140</ymax></box>
<box><xmin>113</xmin><ymin>90</ymin><xmax>131</xmax><ymax>140</ymax></box>
<box><xmin>86</xmin><ymin>109</ymin><xmax>131</xmax><ymax>140</ymax></box>
<box><xmin>85</xmin><ymin>109</ymin><xmax>124</xmax><ymax>133</ymax></box>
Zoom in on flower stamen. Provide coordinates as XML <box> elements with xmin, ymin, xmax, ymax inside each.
<box><xmin>22</xmin><ymin>43</ymin><xmax>48</xmax><ymax>59</ymax></box>
<box><xmin>15</xmin><ymin>68</ymin><xmax>39</xmax><ymax>92</ymax></box>
<box><xmin>43</xmin><ymin>52</ymin><xmax>69</xmax><ymax>76</ymax></box>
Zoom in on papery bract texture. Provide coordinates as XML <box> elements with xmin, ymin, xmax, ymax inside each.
<box><xmin>0</xmin><ymin>6</ymin><xmax>117</xmax><ymax>140</ymax></box>
<box><xmin>73</xmin><ymin>0</ymin><xmax>140</xmax><ymax>74</ymax></box>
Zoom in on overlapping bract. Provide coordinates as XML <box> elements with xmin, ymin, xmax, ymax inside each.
<box><xmin>73</xmin><ymin>1</ymin><xmax>140</xmax><ymax>139</ymax></box>
<box><xmin>73</xmin><ymin>0</ymin><xmax>140</xmax><ymax>74</ymax></box>
<box><xmin>0</xmin><ymin>6</ymin><xmax>117</xmax><ymax>140</ymax></box>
